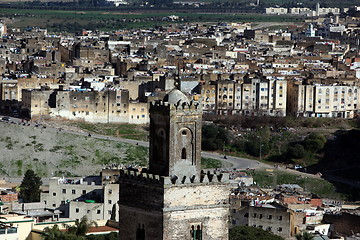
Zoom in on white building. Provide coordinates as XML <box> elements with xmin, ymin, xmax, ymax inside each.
<box><xmin>40</xmin><ymin>169</ymin><xmax>120</xmax><ymax>222</ymax></box>
<box><xmin>288</xmin><ymin>82</ymin><xmax>360</xmax><ymax>118</ymax></box>
<box><xmin>266</xmin><ymin>7</ymin><xmax>289</xmax><ymax>15</ymax></box>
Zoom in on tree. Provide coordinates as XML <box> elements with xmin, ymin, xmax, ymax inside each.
<box><xmin>229</xmin><ymin>226</ymin><xmax>284</xmax><ymax>240</ymax></box>
<box><xmin>65</xmin><ymin>216</ymin><xmax>97</xmax><ymax>237</ymax></box>
<box><xmin>302</xmin><ymin>133</ymin><xmax>326</xmax><ymax>153</ymax></box>
<box><xmin>43</xmin><ymin>225</ymin><xmax>65</xmax><ymax>240</ymax></box>
<box><xmin>287</xmin><ymin>143</ymin><xmax>306</xmax><ymax>159</ymax></box>
<box><xmin>19</xmin><ymin>169</ymin><xmax>42</xmax><ymax>202</ymax></box>
<box><xmin>43</xmin><ymin>217</ymin><xmax>98</xmax><ymax>240</ymax></box>
<box><xmin>202</xmin><ymin>124</ymin><xmax>231</xmax><ymax>151</ymax></box>
<box><xmin>295</xmin><ymin>231</ymin><xmax>314</xmax><ymax>240</ymax></box>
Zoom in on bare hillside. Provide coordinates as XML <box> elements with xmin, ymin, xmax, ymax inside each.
<box><xmin>0</xmin><ymin>121</ymin><xmax>148</xmax><ymax>177</ymax></box>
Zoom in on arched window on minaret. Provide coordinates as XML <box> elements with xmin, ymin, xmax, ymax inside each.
<box><xmin>181</xmin><ymin>148</ymin><xmax>186</xmax><ymax>159</ymax></box>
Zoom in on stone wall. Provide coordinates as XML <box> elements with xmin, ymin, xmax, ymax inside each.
<box><xmin>119</xmin><ymin>170</ymin><xmax>230</xmax><ymax>240</ymax></box>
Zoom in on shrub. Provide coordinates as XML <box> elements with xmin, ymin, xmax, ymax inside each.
<box><xmin>288</xmin><ymin>143</ymin><xmax>306</xmax><ymax>159</ymax></box>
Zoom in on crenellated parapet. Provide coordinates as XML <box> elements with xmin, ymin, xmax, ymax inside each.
<box><xmin>119</xmin><ymin>169</ymin><xmax>229</xmax><ymax>186</ymax></box>
<box><xmin>150</xmin><ymin>100</ymin><xmax>202</xmax><ymax>114</ymax></box>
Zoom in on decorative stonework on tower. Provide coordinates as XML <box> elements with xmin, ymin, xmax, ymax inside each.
<box><xmin>119</xmin><ymin>88</ymin><xmax>230</xmax><ymax>240</ymax></box>
<box><xmin>149</xmin><ymin>89</ymin><xmax>202</xmax><ymax>180</ymax></box>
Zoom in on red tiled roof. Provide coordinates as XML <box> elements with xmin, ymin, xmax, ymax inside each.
<box><xmin>87</xmin><ymin>226</ymin><xmax>118</xmax><ymax>234</ymax></box>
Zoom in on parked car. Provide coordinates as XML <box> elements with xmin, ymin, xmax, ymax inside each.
<box><xmin>2</xmin><ymin>117</ymin><xmax>10</xmax><ymax>121</ymax></box>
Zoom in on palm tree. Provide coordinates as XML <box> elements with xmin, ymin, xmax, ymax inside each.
<box><xmin>43</xmin><ymin>217</ymin><xmax>98</xmax><ymax>240</ymax></box>
<box><xmin>295</xmin><ymin>231</ymin><xmax>315</xmax><ymax>240</ymax></box>
<box><xmin>65</xmin><ymin>216</ymin><xmax>98</xmax><ymax>237</ymax></box>
<box><xmin>42</xmin><ymin>225</ymin><xmax>65</xmax><ymax>240</ymax></box>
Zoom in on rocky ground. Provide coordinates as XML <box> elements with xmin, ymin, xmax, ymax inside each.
<box><xmin>0</xmin><ymin>121</ymin><xmax>148</xmax><ymax>178</ymax></box>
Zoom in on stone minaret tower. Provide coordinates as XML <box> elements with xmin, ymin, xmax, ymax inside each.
<box><xmin>148</xmin><ymin>88</ymin><xmax>202</xmax><ymax>181</ymax></box>
<box><xmin>119</xmin><ymin>87</ymin><xmax>230</xmax><ymax>240</ymax></box>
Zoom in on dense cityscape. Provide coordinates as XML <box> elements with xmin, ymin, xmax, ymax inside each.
<box><xmin>0</xmin><ymin>1</ymin><xmax>359</xmax><ymax>240</ymax></box>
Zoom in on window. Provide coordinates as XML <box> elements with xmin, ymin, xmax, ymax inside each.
<box><xmin>109</xmin><ymin>190</ymin><xmax>113</xmax><ymax>194</ymax></box>
<box><xmin>181</xmin><ymin>148</ymin><xmax>187</xmax><ymax>159</ymax></box>
<box><xmin>76</xmin><ymin>208</ymin><xmax>79</xmax><ymax>213</ymax></box>
<box><xmin>53</xmin><ymin>192</ymin><xmax>56</xmax><ymax>196</ymax></box>
<box><xmin>278</xmin><ymin>227</ymin><xmax>282</xmax><ymax>232</ymax></box>
<box><xmin>191</xmin><ymin>225</ymin><xmax>202</xmax><ymax>240</ymax></box>
<box><xmin>87</xmin><ymin>210</ymin><xmax>90</xmax><ymax>213</ymax></box>
<box><xmin>108</xmin><ymin>200</ymin><xmax>112</xmax><ymax>204</ymax></box>
<box><xmin>253</xmin><ymin>213</ymin><xmax>257</xmax><ymax>218</ymax></box>
<box><xmin>108</xmin><ymin>210</ymin><xmax>112</xmax><ymax>215</ymax></box>
<box><xmin>7</xmin><ymin>227</ymin><xmax>17</xmax><ymax>234</ymax></box>
<box><xmin>268</xmin><ymin>215</ymin><xmax>272</xmax><ymax>219</ymax></box>
<box><xmin>278</xmin><ymin>216</ymin><xmax>282</xmax><ymax>221</ymax></box>
<box><xmin>97</xmin><ymin>210</ymin><xmax>101</xmax><ymax>214</ymax></box>
<box><xmin>72</xmin><ymin>190</ymin><xmax>76</xmax><ymax>194</ymax></box>
<box><xmin>61</xmin><ymin>200</ymin><xmax>65</xmax><ymax>205</ymax></box>
<box><xmin>62</xmin><ymin>189</ymin><xmax>66</xmax><ymax>194</ymax></box>
<box><xmin>136</xmin><ymin>224</ymin><xmax>145</xmax><ymax>240</ymax></box>
<box><xmin>259</xmin><ymin>214</ymin><xmax>263</xmax><ymax>219</ymax></box>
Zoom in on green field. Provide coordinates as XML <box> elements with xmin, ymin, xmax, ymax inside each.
<box><xmin>0</xmin><ymin>8</ymin><xmax>304</xmax><ymax>32</ymax></box>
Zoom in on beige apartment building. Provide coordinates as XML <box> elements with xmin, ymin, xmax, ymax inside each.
<box><xmin>0</xmin><ymin>75</ymin><xmax>62</xmax><ymax>112</ymax></box>
<box><xmin>287</xmin><ymin>81</ymin><xmax>360</xmax><ymax>118</ymax></box>
<box><xmin>21</xmin><ymin>88</ymin><xmax>149</xmax><ymax>124</ymax></box>
<box><xmin>201</xmin><ymin>77</ymin><xmax>287</xmax><ymax>116</ymax></box>
<box><xmin>200</xmin><ymin>81</ymin><xmax>217</xmax><ymax>113</ymax></box>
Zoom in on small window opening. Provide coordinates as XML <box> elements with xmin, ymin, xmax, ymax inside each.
<box><xmin>191</xmin><ymin>225</ymin><xmax>202</xmax><ymax>240</ymax></box>
<box><xmin>136</xmin><ymin>223</ymin><xmax>145</xmax><ymax>240</ymax></box>
<box><xmin>181</xmin><ymin>148</ymin><xmax>186</xmax><ymax>159</ymax></box>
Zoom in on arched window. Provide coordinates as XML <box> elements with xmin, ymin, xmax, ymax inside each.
<box><xmin>181</xmin><ymin>148</ymin><xmax>186</xmax><ymax>159</ymax></box>
<box><xmin>191</xmin><ymin>225</ymin><xmax>202</xmax><ymax>240</ymax></box>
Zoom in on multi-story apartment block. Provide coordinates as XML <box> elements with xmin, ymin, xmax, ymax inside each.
<box><xmin>287</xmin><ymin>81</ymin><xmax>359</xmax><ymax>118</ymax></box>
<box><xmin>21</xmin><ymin>88</ymin><xmax>149</xmax><ymax>124</ymax></box>
<box><xmin>200</xmin><ymin>76</ymin><xmax>287</xmax><ymax>116</ymax></box>
<box><xmin>40</xmin><ymin>169</ymin><xmax>119</xmax><ymax>221</ymax></box>
<box><xmin>232</xmin><ymin>202</ymin><xmax>293</xmax><ymax>238</ymax></box>
<box><xmin>200</xmin><ymin>81</ymin><xmax>217</xmax><ymax>113</ymax></box>
<box><xmin>217</xmin><ymin>80</ymin><xmax>236</xmax><ymax>115</ymax></box>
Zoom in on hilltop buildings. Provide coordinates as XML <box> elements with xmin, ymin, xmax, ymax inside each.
<box><xmin>1</xmin><ymin>10</ymin><xmax>360</xmax><ymax>122</ymax></box>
